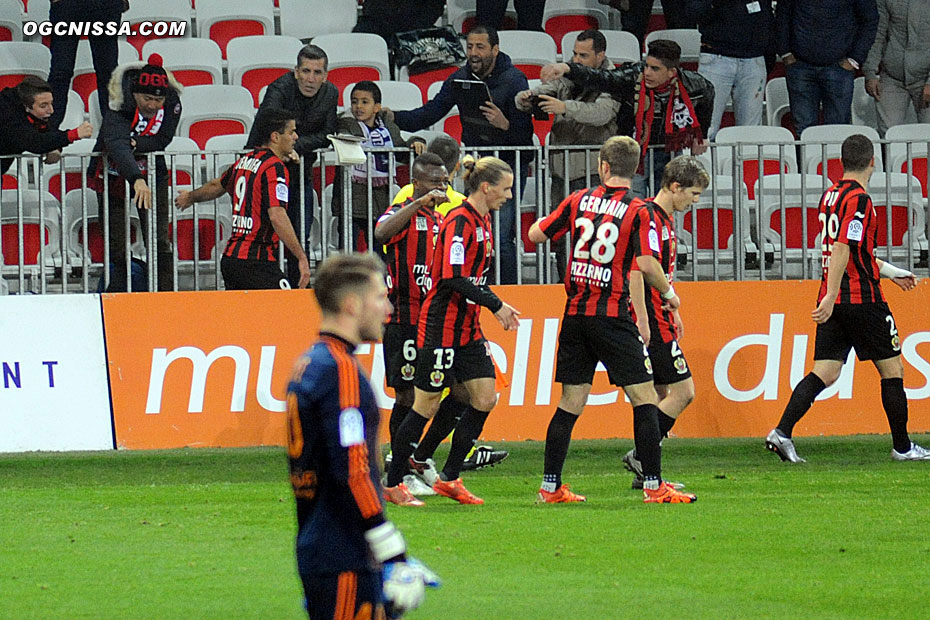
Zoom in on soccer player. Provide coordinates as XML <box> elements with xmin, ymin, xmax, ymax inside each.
<box><xmin>527</xmin><ymin>135</ymin><xmax>697</xmax><ymax>504</ymax></box>
<box><xmin>765</xmin><ymin>134</ymin><xmax>928</xmax><ymax>463</ymax></box>
<box><xmin>623</xmin><ymin>156</ymin><xmax>709</xmax><ymax>489</ymax></box>
<box><xmin>175</xmin><ymin>107</ymin><xmax>311</xmax><ymax>290</ymax></box>
<box><xmin>375</xmin><ymin>152</ymin><xmax>472</xmax><ymax>502</ymax></box>
<box><xmin>384</xmin><ymin>156</ymin><xmax>521</xmax><ymax>505</ymax></box>
<box><xmin>285</xmin><ymin>253</ymin><xmax>436</xmax><ymax>619</ymax></box>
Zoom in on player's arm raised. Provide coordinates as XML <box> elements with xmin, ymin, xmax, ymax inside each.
<box><xmin>813</xmin><ymin>241</ymin><xmax>849</xmax><ymax>324</ymax></box>
<box><xmin>374</xmin><ymin>189</ymin><xmax>447</xmax><ymax>244</ymax></box>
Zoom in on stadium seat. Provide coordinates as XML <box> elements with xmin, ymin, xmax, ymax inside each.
<box><xmin>177</xmin><ymin>85</ymin><xmax>255</xmax><ymax>150</ymax></box>
<box><xmin>63</xmin><ymin>187</ymin><xmax>144</xmax><ymax>268</ymax></box>
<box><xmin>141</xmin><ymin>38</ymin><xmax>223</xmax><ymax>87</ymax></box>
<box><xmin>203</xmin><ymin>133</ymin><xmax>248</xmax><ymax>179</ymax></box>
<box><xmin>312</xmin><ymin>33</ymin><xmax>390</xmax><ymax>106</ymax></box>
<box><xmin>342</xmin><ymin>80</ymin><xmax>423</xmax><ymax>113</ymax></box>
<box><xmin>644</xmin><ymin>29</ymin><xmax>701</xmax><ymax>70</ymax></box>
<box><xmin>679</xmin><ymin>175</ymin><xmax>758</xmax><ymax>268</ymax></box>
<box><xmin>194</xmin><ymin>0</ymin><xmax>274</xmax><ymax>60</ymax></box>
<box><xmin>886</xmin><ymin>124</ymin><xmax>930</xmax><ymax>200</ymax></box>
<box><xmin>800</xmin><ymin>125</ymin><xmax>883</xmax><ymax>182</ymax></box>
<box><xmin>279</xmin><ymin>0</ymin><xmax>357</xmax><ymax>40</ymax></box>
<box><xmin>168</xmin><ymin>196</ymin><xmax>231</xmax><ymax>264</ymax></box>
<box><xmin>525</xmin><ymin>79</ymin><xmax>554</xmax><ymax>145</ymax></box>
<box><xmin>227</xmin><ymin>35</ymin><xmax>304</xmax><ymax>107</ymax></box>
<box><xmin>123</xmin><ymin>0</ymin><xmax>192</xmax><ymax>56</ymax></box>
<box><xmin>851</xmin><ymin>76</ymin><xmax>881</xmax><ymax>130</ymax></box>
<box><xmin>868</xmin><ymin>172</ymin><xmax>928</xmax><ymax>264</ymax></box>
<box><xmin>543</xmin><ymin>1</ymin><xmax>609</xmax><ymax>55</ymax></box>
<box><xmin>21</xmin><ymin>0</ymin><xmax>46</xmax><ymax>29</ymax></box>
<box><xmin>425</xmin><ymin>80</ymin><xmax>462</xmax><ymax>141</ymax></box>
<box><xmin>497</xmin><ymin>30</ymin><xmax>557</xmax><ymax>80</ymax></box>
<box><xmin>0</xmin><ymin>41</ymin><xmax>50</xmax><ymax>89</ymax></box>
<box><xmin>59</xmin><ymin>89</ymin><xmax>86</xmax><ymax>131</ymax></box>
<box><xmin>447</xmin><ymin>0</ymin><xmax>517</xmax><ymax>34</ymax></box>
<box><xmin>0</xmin><ymin>189</ymin><xmax>61</xmax><ymax>270</ymax></box>
<box><xmin>164</xmin><ymin>136</ymin><xmax>202</xmax><ymax>187</ymax></box>
<box><xmin>0</xmin><ymin>0</ymin><xmax>23</xmax><ymax>42</ymax></box>
<box><xmin>70</xmin><ymin>40</ymin><xmax>139</xmax><ymax>112</ymax></box>
<box><xmin>714</xmin><ymin>125</ymin><xmax>798</xmax><ymax>200</ymax></box>
<box><xmin>399</xmin><ymin>65</ymin><xmax>460</xmax><ymax>103</ymax></box>
<box><xmin>764</xmin><ymin>77</ymin><xmax>792</xmax><ymax>132</ymax></box>
<box><xmin>41</xmin><ymin>136</ymin><xmax>94</xmax><ymax>202</ymax></box>
<box><xmin>755</xmin><ymin>174</ymin><xmax>828</xmax><ymax>273</ymax></box>
<box><xmin>560</xmin><ymin>29</ymin><xmax>641</xmax><ymax>65</ymax></box>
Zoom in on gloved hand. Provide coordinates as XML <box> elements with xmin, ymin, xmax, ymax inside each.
<box><xmin>382</xmin><ymin>557</ymin><xmax>440</xmax><ymax>618</ymax></box>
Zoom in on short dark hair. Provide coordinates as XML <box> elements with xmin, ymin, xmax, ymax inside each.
<box><xmin>251</xmin><ymin>107</ymin><xmax>295</xmax><ymax>146</ymax></box>
<box><xmin>412</xmin><ymin>152</ymin><xmax>446</xmax><ymax>179</ymax></box>
<box><xmin>841</xmin><ymin>134</ymin><xmax>875</xmax><ymax>172</ymax></box>
<box><xmin>647</xmin><ymin>39</ymin><xmax>681</xmax><ymax>70</ymax></box>
<box><xmin>599</xmin><ymin>136</ymin><xmax>640</xmax><ymax>179</ymax></box>
<box><xmin>427</xmin><ymin>135</ymin><xmax>461</xmax><ymax>172</ymax></box>
<box><xmin>350</xmin><ymin>80</ymin><xmax>381</xmax><ymax>104</ymax></box>
<box><xmin>313</xmin><ymin>253</ymin><xmax>385</xmax><ymax>315</ymax></box>
<box><xmin>661</xmin><ymin>155</ymin><xmax>710</xmax><ymax>190</ymax></box>
<box><xmin>297</xmin><ymin>44</ymin><xmax>328</xmax><ymax>71</ymax></box>
<box><xmin>16</xmin><ymin>75</ymin><xmax>52</xmax><ymax>108</ymax></box>
<box><xmin>576</xmin><ymin>29</ymin><xmax>606</xmax><ymax>54</ymax></box>
<box><xmin>468</xmin><ymin>24</ymin><xmax>499</xmax><ymax>48</ymax></box>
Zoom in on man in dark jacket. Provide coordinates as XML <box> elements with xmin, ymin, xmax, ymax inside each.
<box><xmin>542</xmin><ymin>39</ymin><xmax>715</xmax><ymax>197</ymax></box>
<box><xmin>0</xmin><ymin>76</ymin><xmax>92</xmax><ymax>176</ymax></box>
<box><xmin>248</xmin><ymin>44</ymin><xmax>338</xmax><ymax>287</ymax></box>
<box><xmin>776</xmin><ymin>0</ymin><xmax>878</xmax><ymax>135</ymax></box>
<box><xmin>385</xmin><ymin>25</ymin><xmax>534</xmax><ymax>284</ymax></box>
<box><xmin>688</xmin><ymin>0</ymin><xmax>774</xmax><ymax>140</ymax></box>
<box><xmin>89</xmin><ymin>54</ymin><xmax>182</xmax><ymax>292</ymax></box>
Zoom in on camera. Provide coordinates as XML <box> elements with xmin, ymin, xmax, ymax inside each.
<box><xmin>527</xmin><ymin>95</ymin><xmax>549</xmax><ymax>121</ymax></box>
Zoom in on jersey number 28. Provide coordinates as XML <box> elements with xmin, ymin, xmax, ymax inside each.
<box><xmin>574</xmin><ymin>218</ymin><xmax>619</xmax><ymax>264</ymax></box>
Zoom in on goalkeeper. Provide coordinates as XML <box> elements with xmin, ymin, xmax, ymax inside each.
<box><xmin>286</xmin><ymin>253</ymin><xmax>438</xmax><ymax>619</ymax></box>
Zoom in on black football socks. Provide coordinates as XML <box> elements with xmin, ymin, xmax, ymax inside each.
<box><xmin>881</xmin><ymin>377</ymin><xmax>911</xmax><ymax>453</ymax></box>
<box><xmin>386</xmin><ymin>409</ymin><xmax>429</xmax><ymax>488</ymax></box>
<box><xmin>542</xmin><ymin>407</ymin><xmax>579</xmax><ymax>492</ymax></box>
<box><xmin>413</xmin><ymin>396</ymin><xmax>468</xmax><ymax>462</ymax></box>
<box><xmin>388</xmin><ymin>402</ymin><xmax>410</xmax><ymax>442</ymax></box>
<box><xmin>776</xmin><ymin>372</ymin><xmax>826</xmax><ymax>437</ymax></box>
<box><xmin>633</xmin><ymin>404</ymin><xmax>662</xmax><ymax>488</ymax></box>
<box><xmin>440</xmin><ymin>406</ymin><xmax>491</xmax><ymax>482</ymax></box>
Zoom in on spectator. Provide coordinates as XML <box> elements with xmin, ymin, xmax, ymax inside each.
<box><xmin>776</xmin><ymin>0</ymin><xmax>878</xmax><ymax>136</ymax></box>
<box><xmin>689</xmin><ymin>0</ymin><xmax>774</xmax><ymax>141</ymax></box>
<box><xmin>0</xmin><ymin>76</ymin><xmax>92</xmax><ymax>175</ymax></box>
<box><xmin>354</xmin><ymin>0</ymin><xmax>446</xmax><ymax>42</ymax></box>
<box><xmin>863</xmin><ymin>0</ymin><xmax>930</xmax><ymax>136</ymax></box>
<box><xmin>515</xmin><ymin>29</ymin><xmax>619</xmax><ymax>279</ymax></box>
<box><xmin>385</xmin><ymin>25</ymin><xmax>534</xmax><ymax>284</ymax></box>
<box><xmin>541</xmin><ymin>39</ymin><xmax>714</xmax><ymax>198</ymax></box>
<box><xmin>332</xmin><ymin>81</ymin><xmax>425</xmax><ymax>252</ymax></box>
<box><xmin>391</xmin><ymin>135</ymin><xmax>467</xmax><ymax>214</ymax></box>
<box><xmin>248</xmin><ymin>44</ymin><xmax>338</xmax><ymax>287</ymax></box>
<box><xmin>477</xmin><ymin>0</ymin><xmax>546</xmax><ymax>31</ymax></box>
<box><xmin>88</xmin><ymin>54</ymin><xmax>182</xmax><ymax>292</ymax></box>
<box><xmin>614</xmin><ymin>0</ymin><xmax>696</xmax><ymax>48</ymax></box>
<box><xmin>47</xmin><ymin>0</ymin><xmax>125</xmax><ymax>130</ymax></box>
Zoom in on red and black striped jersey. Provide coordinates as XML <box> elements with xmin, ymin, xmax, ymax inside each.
<box><xmin>817</xmin><ymin>179</ymin><xmax>884</xmax><ymax>305</ymax></box>
<box><xmin>221</xmin><ymin>148</ymin><xmax>289</xmax><ymax>262</ymax></box>
<box><xmin>630</xmin><ymin>200</ymin><xmax>679</xmax><ymax>342</ymax></box>
<box><xmin>417</xmin><ymin>201</ymin><xmax>494</xmax><ymax>348</ymax></box>
<box><xmin>538</xmin><ymin>184</ymin><xmax>652</xmax><ymax>317</ymax></box>
<box><xmin>378</xmin><ymin>199</ymin><xmax>442</xmax><ymax>325</ymax></box>
<box><xmin>285</xmin><ymin>333</ymin><xmax>384</xmax><ymax>575</ymax></box>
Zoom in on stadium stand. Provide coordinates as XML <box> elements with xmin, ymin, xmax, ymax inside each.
<box><xmin>70</xmin><ymin>40</ymin><xmax>139</xmax><ymax>112</ymax></box>
<box><xmin>559</xmin><ymin>29</ymin><xmax>641</xmax><ymax>65</ymax></box>
<box><xmin>279</xmin><ymin>0</ymin><xmax>358</xmax><ymax>40</ymax></box>
<box><xmin>312</xmin><ymin>33</ymin><xmax>390</xmax><ymax>107</ymax></box>
<box><xmin>868</xmin><ymin>171</ymin><xmax>929</xmax><ymax>263</ymax></box>
<box><xmin>177</xmin><ymin>85</ymin><xmax>255</xmax><ymax>150</ymax></box>
<box><xmin>122</xmin><ymin>0</ymin><xmax>192</xmax><ymax>56</ymax></box>
<box><xmin>62</xmin><ymin>187</ymin><xmax>144</xmax><ymax>270</ymax></box>
<box><xmin>886</xmin><ymin>124</ymin><xmax>930</xmax><ymax>200</ymax></box>
<box><xmin>194</xmin><ymin>0</ymin><xmax>275</xmax><ymax>60</ymax></box>
<box><xmin>497</xmin><ymin>30</ymin><xmax>557</xmax><ymax>80</ymax></box>
<box><xmin>756</xmin><ymin>173</ymin><xmax>828</xmax><ymax>274</ymax></box>
<box><xmin>715</xmin><ymin>126</ymin><xmax>798</xmax><ymax>200</ymax></box>
<box><xmin>0</xmin><ymin>0</ymin><xmax>22</xmax><ymax>42</ymax></box>
<box><xmin>227</xmin><ymin>35</ymin><xmax>304</xmax><ymax>107</ymax></box>
<box><xmin>543</xmin><ymin>1</ymin><xmax>610</xmax><ymax>55</ymax></box>
<box><xmin>800</xmin><ymin>125</ymin><xmax>883</xmax><ymax>183</ymax></box>
<box><xmin>0</xmin><ymin>41</ymin><xmax>50</xmax><ymax>88</ymax></box>
<box><xmin>679</xmin><ymin>174</ymin><xmax>758</xmax><ymax>270</ymax></box>
<box><xmin>0</xmin><ymin>188</ymin><xmax>61</xmax><ymax>271</ymax></box>
<box><xmin>141</xmin><ymin>38</ymin><xmax>223</xmax><ymax>87</ymax></box>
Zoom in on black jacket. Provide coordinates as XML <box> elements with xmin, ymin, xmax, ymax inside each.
<box><xmin>90</xmin><ymin>63</ymin><xmax>182</xmax><ymax>184</ymax></box>
<box><xmin>247</xmin><ymin>74</ymin><xmax>339</xmax><ymax>173</ymax></box>
<box><xmin>776</xmin><ymin>0</ymin><xmax>878</xmax><ymax>67</ymax></box>
<box><xmin>688</xmin><ymin>0</ymin><xmax>775</xmax><ymax>60</ymax></box>
<box><xmin>0</xmin><ymin>87</ymin><xmax>72</xmax><ymax>175</ymax></box>
<box><xmin>394</xmin><ymin>52</ymin><xmax>534</xmax><ymax>155</ymax></box>
<box><xmin>566</xmin><ymin>62</ymin><xmax>715</xmax><ymax>146</ymax></box>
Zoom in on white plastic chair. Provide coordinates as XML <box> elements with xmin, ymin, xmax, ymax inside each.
<box><xmin>178</xmin><ymin>85</ymin><xmax>256</xmax><ymax>150</ymax></box>
<box><xmin>800</xmin><ymin>124</ymin><xmax>883</xmax><ymax>180</ymax></box>
<box><xmin>194</xmin><ymin>0</ymin><xmax>274</xmax><ymax>59</ymax></box>
<box><xmin>342</xmin><ymin>80</ymin><xmax>423</xmax><ymax>113</ymax></box>
<box><xmin>142</xmin><ymin>38</ymin><xmax>223</xmax><ymax>87</ymax></box>
<box><xmin>0</xmin><ymin>188</ymin><xmax>62</xmax><ymax>270</ymax></box>
<box><xmin>279</xmin><ymin>0</ymin><xmax>357</xmax><ymax>40</ymax></box>
<box><xmin>678</xmin><ymin>175</ymin><xmax>758</xmax><ymax>269</ymax></box>
<box><xmin>227</xmin><ymin>35</ymin><xmax>305</xmax><ymax>107</ymax></box>
<box><xmin>312</xmin><ymin>33</ymin><xmax>390</xmax><ymax>106</ymax></box>
<box><xmin>497</xmin><ymin>30</ymin><xmax>558</xmax><ymax>80</ymax></box>
<box><xmin>560</xmin><ymin>29</ymin><xmax>641</xmax><ymax>65</ymax></box>
<box><xmin>886</xmin><ymin>124</ymin><xmax>930</xmax><ymax>200</ymax></box>
<box><xmin>0</xmin><ymin>41</ymin><xmax>50</xmax><ymax>87</ymax></box>
<box><xmin>542</xmin><ymin>1</ymin><xmax>609</xmax><ymax>56</ymax></box>
<box><xmin>203</xmin><ymin>134</ymin><xmax>249</xmax><ymax>179</ymax></box>
<box><xmin>764</xmin><ymin>77</ymin><xmax>790</xmax><ymax>128</ymax></box>
<box><xmin>122</xmin><ymin>0</ymin><xmax>193</xmax><ymax>57</ymax></box>
<box><xmin>0</xmin><ymin>0</ymin><xmax>23</xmax><ymax>42</ymax></box>
<box><xmin>715</xmin><ymin>125</ymin><xmax>798</xmax><ymax>200</ymax></box>
<box><xmin>645</xmin><ymin>29</ymin><xmax>701</xmax><ymax>65</ymax></box>
<box><xmin>867</xmin><ymin>171</ymin><xmax>928</xmax><ymax>264</ymax></box>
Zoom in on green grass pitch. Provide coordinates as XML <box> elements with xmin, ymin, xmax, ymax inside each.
<box><xmin>2</xmin><ymin>435</ymin><xmax>929</xmax><ymax>619</ymax></box>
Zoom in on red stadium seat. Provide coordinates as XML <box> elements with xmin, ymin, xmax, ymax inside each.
<box><xmin>142</xmin><ymin>38</ymin><xmax>223</xmax><ymax>88</ymax></box>
<box><xmin>122</xmin><ymin>0</ymin><xmax>192</xmax><ymax>56</ymax></box>
<box><xmin>195</xmin><ymin>0</ymin><xmax>274</xmax><ymax>60</ymax></box>
<box><xmin>227</xmin><ymin>35</ymin><xmax>304</xmax><ymax>107</ymax></box>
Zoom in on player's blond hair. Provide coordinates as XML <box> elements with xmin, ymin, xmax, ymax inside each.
<box><xmin>461</xmin><ymin>155</ymin><xmax>513</xmax><ymax>194</ymax></box>
<box><xmin>599</xmin><ymin>136</ymin><xmax>640</xmax><ymax>179</ymax></box>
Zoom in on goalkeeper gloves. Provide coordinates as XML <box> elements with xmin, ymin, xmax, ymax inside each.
<box><xmin>383</xmin><ymin>557</ymin><xmax>441</xmax><ymax>619</ymax></box>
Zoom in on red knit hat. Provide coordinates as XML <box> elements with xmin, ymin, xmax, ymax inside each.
<box><xmin>133</xmin><ymin>54</ymin><xmax>169</xmax><ymax>97</ymax></box>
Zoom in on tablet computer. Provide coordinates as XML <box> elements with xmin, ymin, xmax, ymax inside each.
<box><xmin>452</xmin><ymin>78</ymin><xmax>493</xmax><ymax>130</ymax></box>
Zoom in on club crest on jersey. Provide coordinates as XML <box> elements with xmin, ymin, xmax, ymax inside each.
<box><xmin>416</xmin><ymin>216</ymin><xmax>428</xmax><ymax>231</ymax></box>
<box><xmin>674</xmin><ymin>357</ymin><xmax>688</xmax><ymax>374</ymax></box>
<box><xmin>644</xmin><ymin>356</ymin><xmax>653</xmax><ymax>374</ymax></box>
<box><xmin>846</xmin><ymin>219</ymin><xmax>863</xmax><ymax>242</ymax></box>
<box><xmin>429</xmin><ymin>370</ymin><xmax>445</xmax><ymax>387</ymax></box>
<box><xmin>662</xmin><ymin>227</ymin><xmax>670</xmax><ymax>241</ymax></box>
<box><xmin>892</xmin><ymin>334</ymin><xmax>901</xmax><ymax>351</ymax></box>
<box><xmin>450</xmin><ymin>237</ymin><xmax>465</xmax><ymax>265</ymax></box>
<box><xmin>401</xmin><ymin>363</ymin><xmax>415</xmax><ymax>381</ymax></box>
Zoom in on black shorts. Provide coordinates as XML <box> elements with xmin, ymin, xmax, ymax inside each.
<box><xmin>649</xmin><ymin>337</ymin><xmax>692</xmax><ymax>385</ymax></box>
<box><xmin>301</xmin><ymin>570</ymin><xmax>382</xmax><ymax>620</ymax></box>
<box><xmin>383</xmin><ymin>323</ymin><xmax>418</xmax><ymax>389</ymax></box>
<box><xmin>555</xmin><ymin>315</ymin><xmax>654</xmax><ymax>387</ymax></box>
<box><xmin>414</xmin><ymin>338</ymin><xmax>495</xmax><ymax>392</ymax></box>
<box><xmin>221</xmin><ymin>256</ymin><xmax>291</xmax><ymax>290</ymax></box>
<box><xmin>814</xmin><ymin>301</ymin><xmax>901</xmax><ymax>362</ymax></box>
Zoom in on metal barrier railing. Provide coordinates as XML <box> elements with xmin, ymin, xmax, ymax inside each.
<box><xmin>1</xmin><ymin>136</ymin><xmax>928</xmax><ymax>294</ymax></box>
